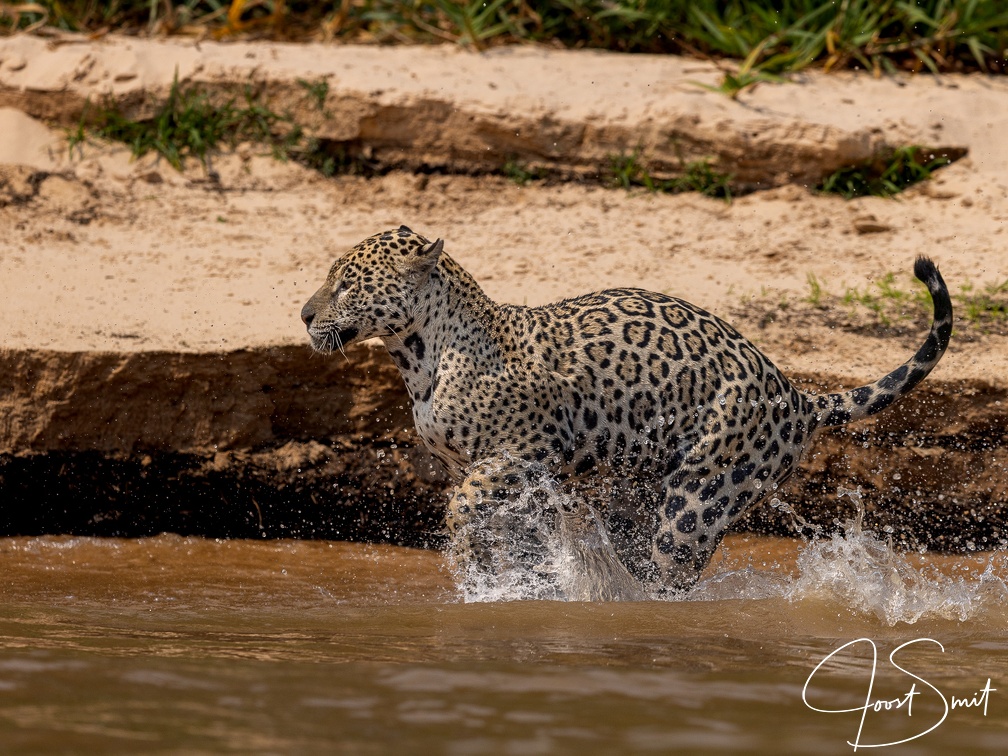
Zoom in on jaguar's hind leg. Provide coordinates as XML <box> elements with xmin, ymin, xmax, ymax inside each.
<box><xmin>652</xmin><ymin>422</ymin><xmax>809</xmax><ymax>590</ymax></box>
<box><xmin>651</xmin><ymin>427</ymin><xmax>774</xmax><ymax>590</ymax></box>
<box><xmin>599</xmin><ymin>478</ymin><xmax>663</xmax><ymax>586</ymax></box>
<box><xmin>651</xmin><ymin>488</ymin><xmax>726</xmax><ymax>592</ymax></box>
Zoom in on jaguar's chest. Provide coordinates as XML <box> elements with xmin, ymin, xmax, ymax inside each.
<box><xmin>411</xmin><ymin>392</ymin><xmax>456</xmax><ymax>447</ymax></box>
<box><xmin>407</xmin><ymin>364</ymin><xmax>483</xmax><ymax>478</ymax></box>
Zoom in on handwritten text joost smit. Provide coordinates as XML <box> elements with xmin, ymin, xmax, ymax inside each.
<box><xmin>803</xmin><ymin>637</ymin><xmax>995</xmax><ymax>750</ymax></box>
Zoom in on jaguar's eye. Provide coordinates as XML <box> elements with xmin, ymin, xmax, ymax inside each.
<box><xmin>332</xmin><ymin>281</ymin><xmax>347</xmax><ymax>300</ymax></box>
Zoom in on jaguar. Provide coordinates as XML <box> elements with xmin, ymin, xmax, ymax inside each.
<box><xmin>301</xmin><ymin>226</ymin><xmax>951</xmax><ymax>594</ymax></box>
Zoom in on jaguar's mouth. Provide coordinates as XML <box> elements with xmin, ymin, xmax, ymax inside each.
<box><xmin>336</xmin><ymin>327</ymin><xmax>359</xmax><ymax>347</ymax></box>
<box><xmin>311</xmin><ymin>327</ymin><xmax>359</xmax><ymax>354</ymax></box>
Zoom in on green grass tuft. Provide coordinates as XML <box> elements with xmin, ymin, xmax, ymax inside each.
<box><xmin>959</xmin><ymin>279</ymin><xmax>1008</xmax><ymax>323</ymax></box>
<box><xmin>818</xmin><ymin>147</ymin><xmax>956</xmax><ymax>199</ymax></box>
<box><xmin>676</xmin><ymin>159</ymin><xmax>733</xmax><ymax>200</ymax></box>
<box><xmin>74</xmin><ymin>73</ymin><xmax>289</xmax><ymax>170</ymax></box>
<box><xmin>502</xmin><ymin>158</ymin><xmax>545</xmax><ymax>186</ymax></box>
<box><xmin>297</xmin><ymin>77</ymin><xmax>330</xmax><ymax>112</ymax></box>
<box><xmin>802</xmin><ymin>270</ymin><xmax>1006</xmax><ymax>332</ymax></box>
<box><xmin>609</xmin><ymin>151</ymin><xmax>732</xmax><ymax>200</ymax></box>
<box><xmin>805</xmin><ymin>273</ymin><xmax>824</xmax><ymax>308</ymax></box>
<box><xmin>68</xmin><ymin>72</ymin><xmax>362</xmax><ymax>176</ymax></box>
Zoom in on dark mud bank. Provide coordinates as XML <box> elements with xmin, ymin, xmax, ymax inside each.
<box><xmin>1</xmin><ymin>344</ymin><xmax>1005</xmax><ymax>552</ymax></box>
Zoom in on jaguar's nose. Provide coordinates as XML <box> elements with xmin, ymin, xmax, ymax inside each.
<box><xmin>300</xmin><ymin>301</ymin><xmax>315</xmax><ymax>329</ymax></box>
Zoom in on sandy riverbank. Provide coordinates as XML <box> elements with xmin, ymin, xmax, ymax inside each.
<box><xmin>1</xmin><ymin>33</ymin><xmax>1005</xmax><ymax>549</ymax></box>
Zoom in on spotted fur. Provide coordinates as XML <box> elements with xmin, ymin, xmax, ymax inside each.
<box><xmin>302</xmin><ymin>227</ymin><xmax>952</xmax><ymax>592</ymax></box>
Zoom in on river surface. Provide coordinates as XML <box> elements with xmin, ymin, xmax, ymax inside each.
<box><xmin>1</xmin><ymin>528</ymin><xmax>1007</xmax><ymax>754</ymax></box>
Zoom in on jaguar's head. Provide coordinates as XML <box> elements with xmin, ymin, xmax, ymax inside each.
<box><xmin>301</xmin><ymin>226</ymin><xmax>443</xmax><ymax>353</ymax></box>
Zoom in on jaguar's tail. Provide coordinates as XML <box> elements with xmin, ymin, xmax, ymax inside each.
<box><xmin>816</xmin><ymin>256</ymin><xmax>952</xmax><ymax>428</ymax></box>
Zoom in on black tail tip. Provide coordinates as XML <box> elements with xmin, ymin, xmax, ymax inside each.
<box><xmin>914</xmin><ymin>255</ymin><xmax>939</xmax><ymax>285</ymax></box>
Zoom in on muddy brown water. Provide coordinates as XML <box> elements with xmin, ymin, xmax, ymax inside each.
<box><xmin>1</xmin><ymin>533</ymin><xmax>1006</xmax><ymax>753</ymax></box>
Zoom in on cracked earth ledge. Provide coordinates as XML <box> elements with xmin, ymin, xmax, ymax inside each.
<box><xmin>1</xmin><ymin>33</ymin><xmax>1006</xmax><ymax>549</ymax></box>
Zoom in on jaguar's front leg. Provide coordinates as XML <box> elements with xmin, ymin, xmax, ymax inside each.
<box><xmin>446</xmin><ymin>457</ymin><xmax>646</xmax><ymax>601</ymax></box>
<box><xmin>446</xmin><ymin>456</ymin><xmax>555</xmax><ymax>581</ymax></box>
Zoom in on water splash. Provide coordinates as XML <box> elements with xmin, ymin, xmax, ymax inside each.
<box><xmin>447</xmin><ymin>474</ymin><xmax>1007</xmax><ymax>621</ymax></box>
<box><xmin>782</xmin><ymin>487</ymin><xmax>1008</xmax><ymax>625</ymax></box>
<box><xmin>446</xmin><ymin>464</ymin><xmax>644</xmax><ymax>602</ymax></box>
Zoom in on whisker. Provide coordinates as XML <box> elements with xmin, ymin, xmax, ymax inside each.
<box><xmin>335</xmin><ymin>332</ymin><xmax>350</xmax><ymax>364</ymax></box>
<box><xmin>385</xmin><ymin>324</ymin><xmax>405</xmax><ymax>346</ymax></box>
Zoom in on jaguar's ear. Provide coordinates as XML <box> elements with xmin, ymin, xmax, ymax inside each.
<box><xmin>407</xmin><ymin>237</ymin><xmax>443</xmax><ymax>280</ymax></box>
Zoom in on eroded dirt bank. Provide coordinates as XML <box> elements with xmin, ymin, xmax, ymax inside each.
<box><xmin>2</xmin><ymin>341</ymin><xmax>1006</xmax><ymax>552</ymax></box>
<box><xmin>1</xmin><ymin>35</ymin><xmax>1007</xmax><ymax>551</ymax></box>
